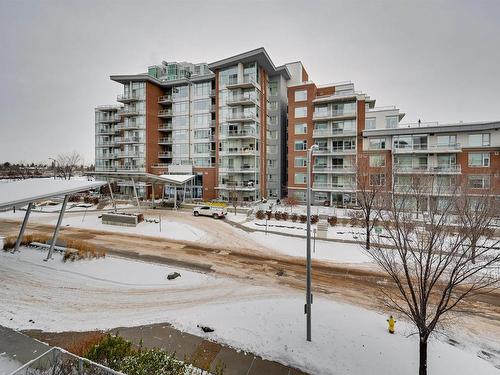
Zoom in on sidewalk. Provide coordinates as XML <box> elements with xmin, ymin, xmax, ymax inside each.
<box><xmin>25</xmin><ymin>323</ymin><xmax>309</xmax><ymax>375</ymax></box>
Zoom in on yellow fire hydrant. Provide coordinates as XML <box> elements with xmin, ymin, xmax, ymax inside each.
<box><xmin>387</xmin><ymin>315</ymin><xmax>396</xmax><ymax>334</ymax></box>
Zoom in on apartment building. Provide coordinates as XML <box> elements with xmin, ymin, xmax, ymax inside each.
<box><xmin>95</xmin><ymin>48</ymin><xmax>297</xmax><ymax>201</ymax></box>
<box><xmin>287</xmin><ymin>78</ymin><xmax>499</xmax><ymax>206</ymax></box>
<box><xmin>96</xmin><ymin>47</ymin><xmax>499</xmax><ymax>204</ymax></box>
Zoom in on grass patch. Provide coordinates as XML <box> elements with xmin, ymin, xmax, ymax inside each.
<box><xmin>62</xmin><ymin>239</ymin><xmax>106</xmax><ymax>262</ymax></box>
<box><xmin>3</xmin><ymin>234</ymin><xmax>52</xmax><ymax>250</ymax></box>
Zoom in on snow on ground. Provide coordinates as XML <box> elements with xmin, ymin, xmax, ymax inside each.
<box><xmin>0</xmin><ymin>210</ymin><xmax>205</xmax><ymax>242</ymax></box>
<box><xmin>0</xmin><ymin>248</ymin><xmax>498</xmax><ymax>375</ymax></box>
<box><xmin>0</xmin><ymin>353</ymin><xmax>22</xmax><ymax>375</ymax></box>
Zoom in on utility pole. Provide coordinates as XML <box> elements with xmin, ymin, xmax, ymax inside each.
<box><xmin>306</xmin><ymin>144</ymin><xmax>318</xmax><ymax>342</ymax></box>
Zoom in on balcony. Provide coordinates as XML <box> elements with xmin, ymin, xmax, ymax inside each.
<box><xmin>158</xmin><ymin>109</ymin><xmax>173</xmax><ymax>118</ymax></box>
<box><xmin>158</xmin><ymin>138</ymin><xmax>173</xmax><ymax>144</ymax></box>
<box><xmin>393</xmin><ymin>143</ymin><xmax>461</xmax><ymax>154</ymax></box>
<box><xmin>116</xmin><ymin>151</ymin><xmax>144</xmax><ymax>158</ymax></box>
<box><xmin>219</xmin><ymin>130</ymin><xmax>259</xmax><ymax>139</ymax></box>
<box><xmin>313</xmin><ymin>147</ymin><xmax>356</xmax><ymax>155</ymax></box>
<box><xmin>115</xmin><ymin>136</ymin><xmax>140</xmax><ymax>144</ymax></box>
<box><xmin>219</xmin><ymin>166</ymin><xmax>257</xmax><ymax>174</ymax></box>
<box><xmin>117</xmin><ymin>93</ymin><xmax>140</xmax><ymax>103</ymax></box>
<box><xmin>209</xmin><ymin>89</ymin><xmax>216</xmax><ymax>97</ymax></box>
<box><xmin>216</xmin><ymin>181</ymin><xmax>258</xmax><ymax>191</ymax></box>
<box><xmin>312</xmin><ymin>129</ymin><xmax>357</xmax><ymax>138</ymax></box>
<box><xmin>96</xmin><ymin>127</ymin><xmax>117</xmax><ymax>135</ymax></box>
<box><xmin>313</xmin><ymin>165</ymin><xmax>355</xmax><ymax>173</ymax></box>
<box><xmin>394</xmin><ymin>184</ymin><xmax>459</xmax><ymax>195</ymax></box>
<box><xmin>394</xmin><ymin>165</ymin><xmax>462</xmax><ymax>174</ymax></box>
<box><xmin>312</xmin><ymin>182</ymin><xmax>355</xmax><ymax>191</ymax></box>
<box><xmin>118</xmin><ymin>108</ymin><xmax>139</xmax><ymax>117</ymax></box>
<box><xmin>97</xmin><ymin>165</ymin><xmax>146</xmax><ymax>172</ymax></box>
<box><xmin>226</xmin><ymin>75</ymin><xmax>259</xmax><ymax>90</ymax></box>
<box><xmin>98</xmin><ymin>115</ymin><xmax>121</xmax><ymax>123</ymax></box>
<box><xmin>115</xmin><ymin>123</ymin><xmax>142</xmax><ymax>130</ymax></box>
<box><xmin>226</xmin><ymin>112</ymin><xmax>258</xmax><ymax>122</ymax></box>
<box><xmin>226</xmin><ymin>94</ymin><xmax>259</xmax><ymax>106</ymax></box>
<box><xmin>219</xmin><ymin>148</ymin><xmax>258</xmax><ymax>156</ymax></box>
<box><xmin>313</xmin><ymin>110</ymin><xmax>356</xmax><ymax>121</ymax></box>
<box><xmin>157</xmin><ymin>95</ymin><xmax>173</xmax><ymax>104</ymax></box>
<box><xmin>158</xmin><ymin>151</ymin><xmax>173</xmax><ymax>158</ymax></box>
<box><xmin>95</xmin><ymin>141</ymin><xmax>116</xmax><ymax>147</ymax></box>
<box><xmin>158</xmin><ymin>123</ymin><xmax>173</xmax><ymax>131</ymax></box>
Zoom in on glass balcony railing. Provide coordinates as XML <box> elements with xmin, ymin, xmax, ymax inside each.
<box><xmin>313</xmin><ymin>110</ymin><xmax>356</xmax><ymax>120</ymax></box>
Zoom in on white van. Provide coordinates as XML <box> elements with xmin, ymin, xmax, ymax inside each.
<box><xmin>192</xmin><ymin>205</ymin><xmax>227</xmax><ymax>219</ymax></box>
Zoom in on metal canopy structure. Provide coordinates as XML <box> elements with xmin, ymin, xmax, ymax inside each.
<box><xmin>91</xmin><ymin>171</ymin><xmax>195</xmax><ymax>209</ymax></box>
<box><xmin>0</xmin><ymin>179</ymin><xmax>107</xmax><ymax>260</ymax></box>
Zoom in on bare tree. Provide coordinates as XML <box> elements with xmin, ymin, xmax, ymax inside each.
<box><xmin>283</xmin><ymin>196</ymin><xmax>299</xmax><ymax>213</ymax></box>
<box><xmin>229</xmin><ymin>187</ymin><xmax>239</xmax><ymax>215</ymax></box>
<box><xmin>367</xmin><ymin>175</ymin><xmax>499</xmax><ymax>375</ymax></box>
<box><xmin>353</xmin><ymin>157</ymin><xmax>389</xmax><ymax>250</ymax></box>
<box><xmin>55</xmin><ymin>151</ymin><xmax>82</xmax><ymax>180</ymax></box>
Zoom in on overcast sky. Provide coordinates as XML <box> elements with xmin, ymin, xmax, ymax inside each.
<box><xmin>1</xmin><ymin>0</ymin><xmax>499</xmax><ymax>164</ymax></box>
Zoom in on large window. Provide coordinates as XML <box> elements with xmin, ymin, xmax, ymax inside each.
<box><xmin>295</xmin><ymin>106</ymin><xmax>308</xmax><ymax>118</ymax></box>
<box><xmin>194</xmin><ymin>143</ymin><xmax>211</xmax><ymax>154</ymax></box>
<box><xmin>295</xmin><ymin>90</ymin><xmax>307</xmax><ymax>101</ymax></box>
<box><xmin>365</xmin><ymin>118</ymin><xmax>376</xmax><ymax>130</ymax></box>
<box><xmin>369</xmin><ymin>138</ymin><xmax>386</xmax><ymax>149</ymax></box>
<box><xmin>295</xmin><ymin>140</ymin><xmax>307</xmax><ymax>151</ymax></box>
<box><xmin>437</xmin><ymin>135</ymin><xmax>457</xmax><ymax>147</ymax></box>
<box><xmin>369</xmin><ymin>155</ymin><xmax>386</xmax><ymax>167</ymax></box>
<box><xmin>385</xmin><ymin>116</ymin><xmax>398</xmax><ymax>129</ymax></box>
<box><xmin>193</xmin><ymin>82</ymin><xmax>211</xmax><ymax>98</ymax></box>
<box><xmin>370</xmin><ymin>173</ymin><xmax>386</xmax><ymax>186</ymax></box>
<box><xmin>294</xmin><ymin>157</ymin><xmax>307</xmax><ymax>167</ymax></box>
<box><xmin>294</xmin><ymin>173</ymin><xmax>307</xmax><ymax>184</ymax></box>
<box><xmin>295</xmin><ymin>123</ymin><xmax>307</xmax><ymax>134</ymax></box>
<box><xmin>468</xmin><ymin>175</ymin><xmax>490</xmax><ymax>189</ymax></box>
<box><xmin>172</xmin><ymin>85</ymin><xmax>188</xmax><ymax>100</ymax></box>
<box><xmin>193</xmin><ymin>99</ymin><xmax>211</xmax><ymax>113</ymax></box>
<box><xmin>468</xmin><ymin>152</ymin><xmax>490</xmax><ymax>167</ymax></box>
<box><xmin>469</xmin><ymin>133</ymin><xmax>490</xmax><ymax>147</ymax></box>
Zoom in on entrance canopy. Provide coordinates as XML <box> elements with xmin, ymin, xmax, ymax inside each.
<box><xmin>91</xmin><ymin>171</ymin><xmax>195</xmax><ymax>186</ymax></box>
<box><xmin>0</xmin><ymin>178</ymin><xmax>106</xmax><ymax>210</ymax></box>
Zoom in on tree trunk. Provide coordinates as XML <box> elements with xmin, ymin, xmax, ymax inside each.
<box><xmin>365</xmin><ymin>221</ymin><xmax>370</xmax><ymax>250</ymax></box>
<box><xmin>419</xmin><ymin>338</ymin><xmax>428</xmax><ymax>375</ymax></box>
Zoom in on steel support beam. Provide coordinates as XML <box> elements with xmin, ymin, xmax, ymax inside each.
<box><xmin>45</xmin><ymin>194</ymin><xmax>69</xmax><ymax>261</ymax></box>
<box><xmin>13</xmin><ymin>202</ymin><xmax>34</xmax><ymax>253</ymax></box>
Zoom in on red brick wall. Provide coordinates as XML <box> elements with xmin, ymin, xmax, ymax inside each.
<box><xmin>145</xmin><ymin>82</ymin><xmax>163</xmax><ymax>174</ymax></box>
<box><xmin>195</xmin><ymin>167</ymin><xmax>217</xmax><ymax>200</ymax></box>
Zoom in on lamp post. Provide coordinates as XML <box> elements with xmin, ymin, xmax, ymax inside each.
<box><xmin>306</xmin><ymin>144</ymin><xmax>318</xmax><ymax>342</ymax></box>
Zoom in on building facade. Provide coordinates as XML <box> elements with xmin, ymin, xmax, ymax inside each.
<box><xmin>95</xmin><ymin>47</ymin><xmax>500</xmax><ymax>204</ymax></box>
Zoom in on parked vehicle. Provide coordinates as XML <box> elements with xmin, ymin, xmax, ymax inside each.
<box><xmin>193</xmin><ymin>205</ymin><xmax>227</xmax><ymax>219</ymax></box>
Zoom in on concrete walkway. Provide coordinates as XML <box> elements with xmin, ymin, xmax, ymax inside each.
<box><xmin>23</xmin><ymin>323</ymin><xmax>308</xmax><ymax>375</ymax></box>
<box><xmin>0</xmin><ymin>325</ymin><xmax>50</xmax><ymax>368</ymax></box>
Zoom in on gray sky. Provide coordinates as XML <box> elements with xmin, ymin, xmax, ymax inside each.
<box><xmin>1</xmin><ymin>0</ymin><xmax>499</xmax><ymax>164</ymax></box>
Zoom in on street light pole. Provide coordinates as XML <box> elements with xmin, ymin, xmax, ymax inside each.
<box><xmin>306</xmin><ymin>144</ymin><xmax>318</xmax><ymax>342</ymax></box>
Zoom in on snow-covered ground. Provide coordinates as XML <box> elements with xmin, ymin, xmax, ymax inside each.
<box><xmin>0</xmin><ymin>248</ymin><xmax>498</xmax><ymax>375</ymax></box>
<box><xmin>0</xmin><ymin>210</ymin><xmax>206</xmax><ymax>242</ymax></box>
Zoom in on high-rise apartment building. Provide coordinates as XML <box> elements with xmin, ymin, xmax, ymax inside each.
<box><xmin>95</xmin><ymin>47</ymin><xmax>499</xmax><ymax>204</ymax></box>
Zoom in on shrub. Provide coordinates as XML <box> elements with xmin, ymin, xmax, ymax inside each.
<box><xmin>84</xmin><ymin>334</ymin><xmax>134</xmax><ymax>370</ymax></box>
<box><xmin>299</xmin><ymin>214</ymin><xmax>307</xmax><ymax>223</ymax></box>
<box><xmin>255</xmin><ymin>210</ymin><xmax>266</xmax><ymax>220</ymax></box>
<box><xmin>119</xmin><ymin>348</ymin><xmax>188</xmax><ymax>375</ymax></box>
<box><xmin>274</xmin><ymin>211</ymin><xmax>282</xmax><ymax>221</ymax></box>
<box><xmin>349</xmin><ymin>217</ymin><xmax>361</xmax><ymax>227</ymax></box>
<box><xmin>265</xmin><ymin>210</ymin><xmax>272</xmax><ymax>220</ymax></box>
<box><xmin>62</xmin><ymin>239</ymin><xmax>106</xmax><ymax>262</ymax></box>
<box><xmin>3</xmin><ymin>234</ymin><xmax>52</xmax><ymax>250</ymax></box>
<box><xmin>281</xmin><ymin>212</ymin><xmax>289</xmax><ymax>221</ymax></box>
<box><xmin>67</xmin><ymin>332</ymin><xmax>105</xmax><ymax>357</ymax></box>
<box><xmin>68</xmin><ymin>195</ymin><xmax>81</xmax><ymax>203</ymax></box>
<box><xmin>83</xmin><ymin>196</ymin><xmax>99</xmax><ymax>205</ymax></box>
<box><xmin>311</xmin><ymin>215</ymin><xmax>319</xmax><ymax>224</ymax></box>
<box><xmin>291</xmin><ymin>213</ymin><xmax>298</xmax><ymax>222</ymax></box>
<box><xmin>328</xmin><ymin>216</ymin><xmax>338</xmax><ymax>227</ymax></box>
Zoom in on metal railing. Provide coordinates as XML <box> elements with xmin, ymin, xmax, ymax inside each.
<box><xmin>158</xmin><ymin>138</ymin><xmax>173</xmax><ymax>144</ymax></box>
<box><xmin>312</xmin><ymin>129</ymin><xmax>357</xmax><ymax>137</ymax></box>
<box><xmin>9</xmin><ymin>347</ymin><xmax>125</xmax><ymax>375</ymax></box>
<box><xmin>158</xmin><ymin>109</ymin><xmax>173</xmax><ymax>117</ymax></box>
<box><xmin>394</xmin><ymin>165</ymin><xmax>462</xmax><ymax>173</ymax></box>
<box><xmin>226</xmin><ymin>112</ymin><xmax>258</xmax><ymax>121</ymax></box>
<box><xmin>226</xmin><ymin>94</ymin><xmax>259</xmax><ymax>105</ymax></box>
<box><xmin>313</xmin><ymin>110</ymin><xmax>356</xmax><ymax>119</ymax></box>
<box><xmin>157</xmin><ymin>94</ymin><xmax>173</xmax><ymax>103</ymax></box>
<box><xmin>220</xmin><ymin>130</ymin><xmax>258</xmax><ymax>138</ymax></box>
<box><xmin>158</xmin><ymin>152</ymin><xmax>173</xmax><ymax>158</ymax></box>
<box><xmin>313</xmin><ymin>147</ymin><xmax>356</xmax><ymax>154</ymax></box>
<box><xmin>227</xmin><ymin>74</ymin><xmax>258</xmax><ymax>87</ymax></box>
<box><xmin>313</xmin><ymin>165</ymin><xmax>355</xmax><ymax>173</ymax></box>
<box><xmin>117</xmin><ymin>93</ymin><xmax>140</xmax><ymax>102</ymax></box>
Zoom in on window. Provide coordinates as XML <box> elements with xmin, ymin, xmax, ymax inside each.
<box><xmin>385</xmin><ymin>116</ymin><xmax>398</xmax><ymax>129</ymax></box>
<box><xmin>293</xmin><ymin>191</ymin><xmax>306</xmax><ymax>201</ymax></box>
<box><xmin>365</xmin><ymin>118</ymin><xmax>376</xmax><ymax>130</ymax></box>
<box><xmin>468</xmin><ymin>152</ymin><xmax>490</xmax><ymax>167</ymax></box>
<box><xmin>194</xmin><ymin>143</ymin><xmax>211</xmax><ymax>154</ymax></box>
<box><xmin>468</xmin><ymin>175</ymin><xmax>490</xmax><ymax>189</ymax></box>
<box><xmin>172</xmin><ymin>85</ymin><xmax>188</xmax><ymax>100</ymax></box>
<box><xmin>295</xmin><ymin>157</ymin><xmax>307</xmax><ymax>167</ymax></box>
<box><xmin>469</xmin><ymin>133</ymin><xmax>490</xmax><ymax>147</ymax></box>
<box><xmin>194</xmin><ymin>129</ymin><xmax>211</xmax><ymax>139</ymax></box>
<box><xmin>295</xmin><ymin>140</ymin><xmax>307</xmax><ymax>151</ymax></box>
<box><xmin>294</xmin><ymin>173</ymin><xmax>307</xmax><ymax>184</ymax></box>
<box><xmin>295</xmin><ymin>106</ymin><xmax>308</xmax><ymax>118</ymax></box>
<box><xmin>295</xmin><ymin>123</ymin><xmax>307</xmax><ymax>134</ymax></box>
<box><xmin>369</xmin><ymin>155</ymin><xmax>386</xmax><ymax>167</ymax></box>
<box><xmin>437</xmin><ymin>135</ymin><xmax>457</xmax><ymax>147</ymax></box>
<box><xmin>369</xmin><ymin>138</ymin><xmax>386</xmax><ymax>149</ymax></box>
<box><xmin>370</xmin><ymin>173</ymin><xmax>386</xmax><ymax>186</ymax></box>
<box><xmin>295</xmin><ymin>90</ymin><xmax>307</xmax><ymax>101</ymax></box>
